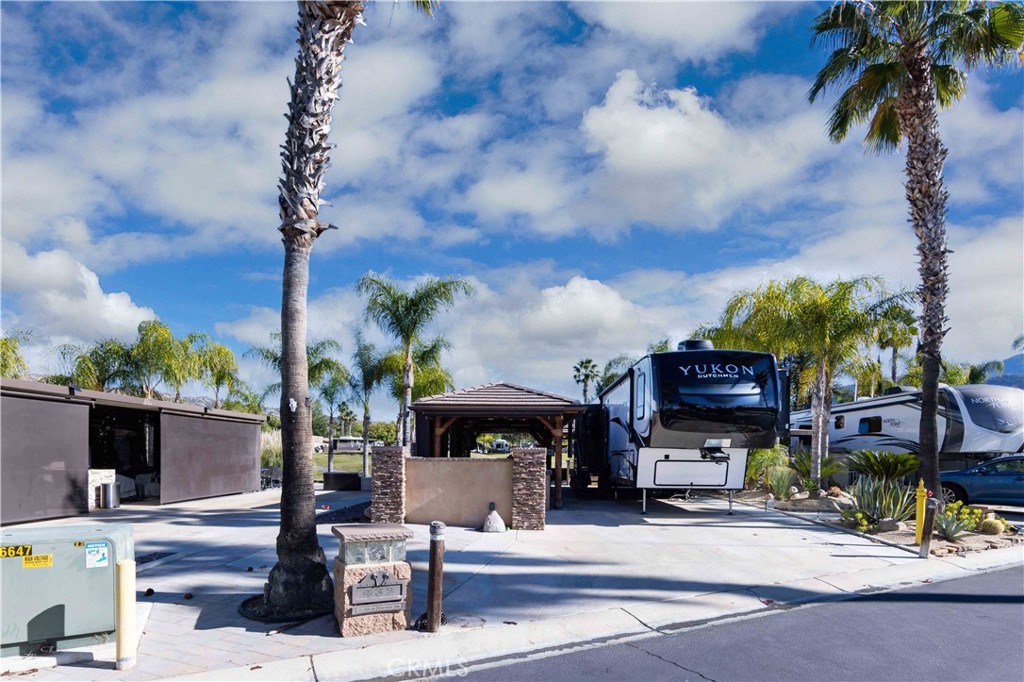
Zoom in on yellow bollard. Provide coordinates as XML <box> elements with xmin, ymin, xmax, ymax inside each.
<box><xmin>116</xmin><ymin>559</ymin><xmax>137</xmax><ymax>670</ymax></box>
<box><xmin>914</xmin><ymin>478</ymin><xmax>927</xmax><ymax>545</ymax></box>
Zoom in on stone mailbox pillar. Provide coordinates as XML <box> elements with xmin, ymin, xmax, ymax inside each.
<box><xmin>332</xmin><ymin>524</ymin><xmax>415</xmax><ymax>637</ymax></box>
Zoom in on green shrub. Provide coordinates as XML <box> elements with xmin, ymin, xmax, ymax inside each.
<box><xmin>790</xmin><ymin>449</ymin><xmax>844</xmax><ymax>490</ymax></box>
<box><xmin>766</xmin><ymin>466</ymin><xmax>797</xmax><ymax>500</ymax></box>
<box><xmin>846</xmin><ymin>450</ymin><xmax>919</xmax><ymax>481</ymax></box>
<box><xmin>745</xmin><ymin>445</ymin><xmax>789</xmax><ymax>487</ymax></box>
<box><xmin>835</xmin><ymin>476</ymin><xmax>915</xmax><ymax>530</ymax></box>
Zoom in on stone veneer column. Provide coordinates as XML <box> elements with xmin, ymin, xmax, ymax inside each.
<box><xmin>371</xmin><ymin>446</ymin><xmax>408</xmax><ymax>524</ymax></box>
<box><xmin>511</xmin><ymin>448</ymin><xmax>546</xmax><ymax>530</ymax></box>
<box><xmin>87</xmin><ymin>469</ymin><xmax>115</xmax><ymax>511</ymax></box>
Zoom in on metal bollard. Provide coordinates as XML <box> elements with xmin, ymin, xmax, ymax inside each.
<box><xmin>919</xmin><ymin>498</ymin><xmax>939</xmax><ymax>559</ymax></box>
<box><xmin>914</xmin><ymin>479</ymin><xmax>927</xmax><ymax>545</ymax></box>
<box><xmin>426</xmin><ymin>521</ymin><xmax>446</xmax><ymax>632</ymax></box>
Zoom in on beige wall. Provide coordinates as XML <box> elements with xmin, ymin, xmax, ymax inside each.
<box><xmin>405</xmin><ymin>458</ymin><xmax>513</xmax><ymax>528</ymax></box>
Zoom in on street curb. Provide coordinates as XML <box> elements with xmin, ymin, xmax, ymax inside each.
<box><xmin>168</xmin><ymin>542</ymin><xmax>1023</xmax><ymax>682</ymax></box>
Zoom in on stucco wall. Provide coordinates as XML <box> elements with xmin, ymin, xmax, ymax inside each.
<box><xmin>405</xmin><ymin>457</ymin><xmax>513</xmax><ymax>528</ymax></box>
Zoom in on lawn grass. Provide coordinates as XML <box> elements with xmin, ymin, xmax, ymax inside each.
<box><xmin>313</xmin><ymin>451</ymin><xmax>370</xmax><ymax>482</ymax></box>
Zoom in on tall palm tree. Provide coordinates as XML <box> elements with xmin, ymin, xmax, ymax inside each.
<box><xmin>707</xmin><ymin>276</ymin><xmax>905</xmax><ymax>490</ymax></box>
<box><xmin>572</xmin><ymin>358</ymin><xmax>600</xmax><ymax>403</ymax></box>
<box><xmin>201</xmin><ymin>343</ymin><xmax>240</xmax><ymax>408</ymax></box>
<box><xmin>809</xmin><ymin>0</ymin><xmax>1024</xmax><ymax>495</ymax></box>
<box><xmin>73</xmin><ymin>338</ymin><xmax>132</xmax><ymax>392</ymax></box>
<box><xmin>246</xmin><ymin>333</ymin><xmax>344</xmax><ymax>398</ymax></box>
<box><xmin>877</xmin><ymin>303</ymin><xmax>918</xmax><ymax>385</ymax></box>
<box><xmin>965</xmin><ymin>359</ymin><xmax>1003</xmax><ymax>385</ymax></box>
<box><xmin>381</xmin><ymin>336</ymin><xmax>455</xmax><ymax>445</ymax></box>
<box><xmin>315</xmin><ymin>366</ymin><xmax>350</xmax><ymax>472</ymax></box>
<box><xmin>357</xmin><ymin>272</ymin><xmax>472</xmax><ymax>446</ymax></box>
<box><xmin>349</xmin><ymin>331</ymin><xmax>386</xmax><ymax>477</ymax></box>
<box><xmin>130</xmin><ymin>320</ymin><xmax>176</xmax><ymax>399</ymax></box>
<box><xmin>163</xmin><ymin>332</ymin><xmax>212</xmax><ymax>403</ymax></box>
<box><xmin>257</xmin><ymin>0</ymin><xmax>440</xmax><ymax>622</ymax></box>
<box><xmin>0</xmin><ymin>329</ymin><xmax>32</xmax><ymax>379</ymax></box>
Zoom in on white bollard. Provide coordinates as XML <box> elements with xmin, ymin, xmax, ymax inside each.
<box><xmin>116</xmin><ymin>559</ymin><xmax>137</xmax><ymax>670</ymax></box>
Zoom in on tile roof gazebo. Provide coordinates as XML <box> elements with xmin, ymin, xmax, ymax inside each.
<box><xmin>410</xmin><ymin>382</ymin><xmax>585</xmax><ymax>509</ymax></box>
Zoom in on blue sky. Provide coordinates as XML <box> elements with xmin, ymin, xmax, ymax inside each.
<box><xmin>2</xmin><ymin>1</ymin><xmax>1022</xmax><ymax>416</ymax></box>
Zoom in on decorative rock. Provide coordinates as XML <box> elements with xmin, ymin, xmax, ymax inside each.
<box><xmin>482</xmin><ymin>502</ymin><xmax>506</xmax><ymax>533</ymax></box>
<box><xmin>788</xmin><ymin>486</ymin><xmax>800</xmax><ymax>496</ymax></box>
<box><xmin>876</xmin><ymin>519</ymin><xmax>907</xmax><ymax>533</ymax></box>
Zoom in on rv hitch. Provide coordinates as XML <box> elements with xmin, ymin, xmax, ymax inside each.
<box><xmin>700</xmin><ymin>448</ymin><xmax>730</xmax><ymax>463</ymax></box>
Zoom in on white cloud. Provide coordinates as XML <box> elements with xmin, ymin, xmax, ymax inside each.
<box><xmin>1</xmin><ymin>242</ymin><xmax>155</xmax><ymax>343</ymax></box>
<box><xmin>571</xmin><ymin>2</ymin><xmax>790</xmax><ymax>63</ymax></box>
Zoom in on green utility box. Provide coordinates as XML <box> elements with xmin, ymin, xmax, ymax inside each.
<box><xmin>1</xmin><ymin>524</ymin><xmax>133</xmax><ymax>656</ymax></box>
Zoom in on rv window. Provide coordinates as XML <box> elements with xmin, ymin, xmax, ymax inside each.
<box><xmin>858</xmin><ymin>416</ymin><xmax>882</xmax><ymax>434</ymax></box>
<box><xmin>635</xmin><ymin>372</ymin><xmax>646</xmax><ymax>420</ymax></box>
<box><xmin>834</xmin><ymin>416</ymin><xmax>845</xmax><ymax>429</ymax></box>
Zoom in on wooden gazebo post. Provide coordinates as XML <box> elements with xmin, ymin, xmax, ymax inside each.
<box><xmin>432</xmin><ymin>416</ymin><xmax>458</xmax><ymax>458</ymax></box>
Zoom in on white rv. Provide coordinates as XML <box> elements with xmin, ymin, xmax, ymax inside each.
<box><xmin>574</xmin><ymin>341</ymin><xmax>786</xmax><ymax>511</ymax></box>
<box><xmin>791</xmin><ymin>384</ymin><xmax>1024</xmax><ymax>468</ymax></box>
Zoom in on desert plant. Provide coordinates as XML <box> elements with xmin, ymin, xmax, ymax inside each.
<box><xmin>847</xmin><ymin>450</ymin><xmax>919</xmax><ymax>482</ymax></box>
<box><xmin>979</xmin><ymin>518</ymin><xmax>1006</xmax><ymax>535</ymax></box>
<box><xmin>942</xmin><ymin>501</ymin><xmax>982</xmax><ymax>532</ymax></box>
<box><xmin>934</xmin><ymin>510</ymin><xmax>974</xmax><ymax>541</ymax></box>
<box><xmin>836</xmin><ymin>476</ymin><xmax>915</xmax><ymax>529</ymax></box>
<box><xmin>766</xmin><ymin>466</ymin><xmax>797</xmax><ymax>500</ymax></box>
<box><xmin>791</xmin><ymin>449</ymin><xmax>844</xmax><ymax>491</ymax></box>
<box><xmin>746</xmin><ymin>445</ymin><xmax>789</xmax><ymax>488</ymax></box>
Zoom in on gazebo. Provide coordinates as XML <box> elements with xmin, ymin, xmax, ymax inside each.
<box><xmin>410</xmin><ymin>382</ymin><xmax>585</xmax><ymax>508</ymax></box>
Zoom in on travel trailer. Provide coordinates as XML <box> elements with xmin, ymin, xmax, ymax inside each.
<box><xmin>790</xmin><ymin>384</ymin><xmax>1024</xmax><ymax>469</ymax></box>
<box><xmin>574</xmin><ymin>340</ymin><xmax>787</xmax><ymax>511</ymax></box>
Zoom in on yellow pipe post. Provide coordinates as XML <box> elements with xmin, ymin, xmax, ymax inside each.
<box><xmin>116</xmin><ymin>559</ymin><xmax>137</xmax><ymax>670</ymax></box>
<box><xmin>914</xmin><ymin>478</ymin><xmax>927</xmax><ymax>545</ymax></box>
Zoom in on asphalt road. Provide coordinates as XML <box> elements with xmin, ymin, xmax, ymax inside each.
<box><xmin>451</xmin><ymin>565</ymin><xmax>1024</xmax><ymax>682</ymax></box>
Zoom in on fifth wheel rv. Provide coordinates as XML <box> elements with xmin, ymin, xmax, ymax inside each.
<box><xmin>574</xmin><ymin>340</ymin><xmax>786</xmax><ymax>512</ymax></box>
<box><xmin>790</xmin><ymin>384</ymin><xmax>1024</xmax><ymax>469</ymax></box>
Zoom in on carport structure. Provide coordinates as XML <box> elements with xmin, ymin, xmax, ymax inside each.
<box><xmin>410</xmin><ymin>383</ymin><xmax>585</xmax><ymax>508</ymax></box>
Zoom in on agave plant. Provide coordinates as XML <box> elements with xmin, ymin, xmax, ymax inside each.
<box><xmin>847</xmin><ymin>450</ymin><xmax>919</xmax><ymax>482</ymax></box>
<box><xmin>836</xmin><ymin>476</ymin><xmax>915</xmax><ymax>529</ymax></box>
<box><xmin>934</xmin><ymin>510</ymin><xmax>974</xmax><ymax>542</ymax></box>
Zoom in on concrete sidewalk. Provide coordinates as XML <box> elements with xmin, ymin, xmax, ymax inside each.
<box><xmin>3</xmin><ymin>489</ymin><xmax>1021</xmax><ymax>681</ymax></box>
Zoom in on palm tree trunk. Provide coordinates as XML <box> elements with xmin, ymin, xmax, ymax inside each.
<box><xmin>897</xmin><ymin>47</ymin><xmax>949</xmax><ymax>497</ymax></box>
<box><xmin>809</xmin><ymin>361</ymin><xmax>830</xmax><ymax>493</ymax></box>
<box><xmin>890</xmin><ymin>347</ymin><xmax>898</xmax><ymax>385</ymax></box>
<box><xmin>402</xmin><ymin>347</ymin><xmax>414</xmax><ymax>447</ymax></box>
<box><xmin>327</xmin><ymin>413</ymin><xmax>335</xmax><ymax>473</ymax></box>
<box><xmin>262</xmin><ymin>237</ymin><xmax>333</xmax><ymax>619</ymax></box>
<box><xmin>362</xmin><ymin>409</ymin><xmax>371</xmax><ymax>478</ymax></box>
<box><xmin>254</xmin><ymin>0</ymin><xmax>367</xmax><ymax>621</ymax></box>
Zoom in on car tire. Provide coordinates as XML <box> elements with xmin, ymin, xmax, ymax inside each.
<box><xmin>941</xmin><ymin>483</ymin><xmax>966</xmax><ymax>505</ymax></box>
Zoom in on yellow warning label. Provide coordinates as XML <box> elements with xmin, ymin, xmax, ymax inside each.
<box><xmin>23</xmin><ymin>554</ymin><xmax>53</xmax><ymax>568</ymax></box>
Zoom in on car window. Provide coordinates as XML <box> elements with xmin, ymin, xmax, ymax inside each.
<box><xmin>980</xmin><ymin>459</ymin><xmax>1024</xmax><ymax>474</ymax></box>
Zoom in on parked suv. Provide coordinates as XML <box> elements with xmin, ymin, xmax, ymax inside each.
<box><xmin>940</xmin><ymin>455</ymin><xmax>1024</xmax><ymax>505</ymax></box>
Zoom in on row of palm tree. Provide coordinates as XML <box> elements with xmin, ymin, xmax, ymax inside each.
<box><xmin>1</xmin><ymin>321</ymin><xmax>242</xmax><ymax>407</ymax></box>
